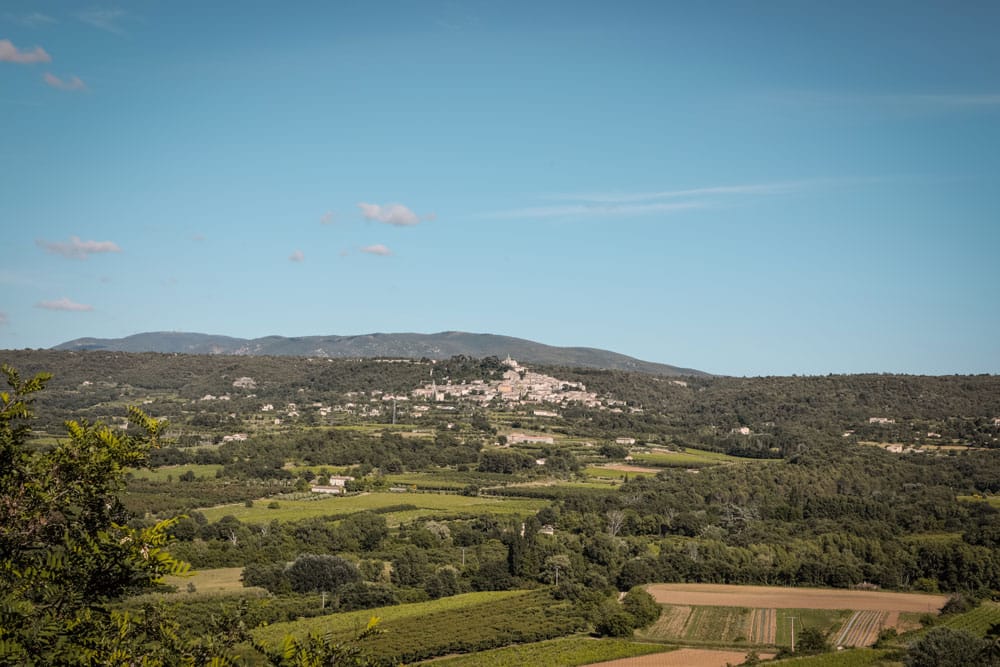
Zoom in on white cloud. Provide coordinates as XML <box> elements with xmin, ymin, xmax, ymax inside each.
<box><xmin>36</xmin><ymin>236</ymin><xmax>122</xmax><ymax>259</ymax></box>
<box><xmin>358</xmin><ymin>202</ymin><xmax>422</xmax><ymax>226</ymax></box>
<box><xmin>0</xmin><ymin>311</ymin><xmax>7</xmax><ymax>326</ymax></box>
<box><xmin>0</xmin><ymin>39</ymin><xmax>51</xmax><ymax>63</ymax></box>
<box><xmin>36</xmin><ymin>297</ymin><xmax>93</xmax><ymax>312</ymax></box>
<box><xmin>77</xmin><ymin>8</ymin><xmax>126</xmax><ymax>33</ymax></box>
<box><xmin>320</xmin><ymin>211</ymin><xmax>335</xmax><ymax>225</ymax></box>
<box><xmin>44</xmin><ymin>72</ymin><xmax>87</xmax><ymax>91</ymax></box>
<box><xmin>360</xmin><ymin>244</ymin><xmax>392</xmax><ymax>256</ymax></box>
<box><xmin>289</xmin><ymin>250</ymin><xmax>304</xmax><ymax>262</ymax></box>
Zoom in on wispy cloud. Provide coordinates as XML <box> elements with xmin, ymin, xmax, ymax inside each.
<box><xmin>483</xmin><ymin>180</ymin><xmax>812</xmax><ymax>220</ymax></box>
<box><xmin>898</xmin><ymin>93</ymin><xmax>1000</xmax><ymax>108</ymax></box>
<box><xmin>5</xmin><ymin>12</ymin><xmax>56</xmax><ymax>27</ymax></box>
<box><xmin>546</xmin><ymin>182</ymin><xmax>807</xmax><ymax>204</ymax></box>
<box><xmin>320</xmin><ymin>211</ymin><xmax>335</xmax><ymax>225</ymax></box>
<box><xmin>37</xmin><ymin>236</ymin><xmax>121</xmax><ymax>259</ymax></box>
<box><xmin>780</xmin><ymin>91</ymin><xmax>1000</xmax><ymax>114</ymax></box>
<box><xmin>36</xmin><ymin>297</ymin><xmax>93</xmax><ymax>312</ymax></box>
<box><xmin>486</xmin><ymin>201</ymin><xmax>707</xmax><ymax>220</ymax></box>
<box><xmin>0</xmin><ymin>39</ymin><xmax>51</xmax><ymax>63</ymax></box>
<box><xmin>361</xmin><ymin>244</ymin><xmax>392</xmax><ymax>256</ymax></box>
<box><xmin>0</xmin><ymin>311</ymin><xmax>7</xmax><ymax>326</ymax></box>
<box><xmin>77</xmin><ymin>8</ymin><xmax>126</xmax><ymax>34</ymax></box>
<box><xmin>289</xmin><ymin>250</ymin><xmax>304</xmax><ymax>262</ymax></box>
<box><xmin>358</xmin><ymin>202</ymin><xmax>423</xmax><ymax>226</ymax></box>
<box><xmin>43</xmin><ymin>72</ymin><xmax>87</xmax><ymax>91</ymax></box>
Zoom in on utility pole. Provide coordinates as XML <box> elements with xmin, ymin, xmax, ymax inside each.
<box><xmin>554</xmin><ymin>564</ymin><xmax>560</xmax><ymax>586</ymax></box>
<box><xmin>321</xmin><ymin>591</ymin><xmax>326</xmax><ymax>610</ymax></box>
<box><xmin>789</xmin><ymin>616</ymin><xmax>796</xmax><ymax>653</ymax></box>
<box><xmin>461</xmin><ymin>547</ymin><xmax>466</xmax><ymax>567</ymax></box>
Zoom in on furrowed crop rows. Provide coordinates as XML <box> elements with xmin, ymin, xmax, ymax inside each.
<box><xmin>941</xmin><ymin>602</ymin><xmax>1000</xmax><ymax>637</ymax></box>
<box><xmin>834</xmin><ymin>610</ymin><xmax>886</xmax><ymax>648</ymax></box>
<box><xmin>749</xmin><ymin>608</ymin><xmax>776</xmax><ymax>644</ymax></box>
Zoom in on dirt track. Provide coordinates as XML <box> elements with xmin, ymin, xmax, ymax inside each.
<box><xmin>645</xmin><ymin>583</ymin><xmax>946</xmax><ymax>613</ymax></box>
<box><xmin>590</xmin><ymin>648</ymin><xmax>774</xmax><ymax>667</ymax></box>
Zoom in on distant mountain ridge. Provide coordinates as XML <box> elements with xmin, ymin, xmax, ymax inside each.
<box><xmin>52</xmin><ymin>331</ymin><xmax>706</xmax><ymax>377</ymax></box>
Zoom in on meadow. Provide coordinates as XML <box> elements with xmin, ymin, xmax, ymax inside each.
<box><xmin>196</xmin><ymin>491</ymin><xmax>547</xmax><ymax>524</ymax></box>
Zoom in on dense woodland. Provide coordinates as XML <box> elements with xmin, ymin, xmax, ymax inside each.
<box><xmin>2</xmin><ymin>349</ymin><xmax>999</xmax><ymax>665</ymax></box>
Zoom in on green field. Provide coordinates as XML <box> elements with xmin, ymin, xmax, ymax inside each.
<box><xmin>629</xmin><ymin>447</ymin><xmax>759</xmax><ymax>467</ymax></box>
<box><xmin>938</xmin><ymin>601</ymin><xmax>1000</xmax><ymax>637</ymax></box>
<box><xmin>161</xmin><ymin>566</ymin><xmax>259</xmax><ymax>594</ymax></box>
<box><xmin>253</xmin><ymin>589</ymin><xmax>586</xmax><ymax>664</ymax></box>
<box><xmin>768</xmin><ymin>648</ymin><xmax>896</xmax><ymax>666</ymax></box>
<box><xmin>127</xmin><ymin>464</ymin><xmax>224</xmax><ymax>481</ymax></box>
<box><xmin>197</xmin><ymin>491</ymin><xmax>546</xmax><ymax>524</ymax></box>
<box><xmin>420</xmin><ymin>636</ymin><xmax>674</xmax><ymax>667</ymax></box>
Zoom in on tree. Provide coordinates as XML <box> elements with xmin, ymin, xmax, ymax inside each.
<box><xmin>0</xmin><ymin>366</ymin><xmax>188</xmax><ymax>664</ymax></box>
<box><xmin>595</xmin><ymin>602</ymin><xmax>634</xmax><ymax>637</ymax></box>
<box><xmin>621</xmin><ymin>586</ymin><xmax>661</xmax><ymax>628</ymax></box>
<box><xmin>905</xmin><ymin>627</ymin><xmax>991</xmax><ymax>667</ymax></box>
<box><xmin>286</xmin><ymin>554</ymin><xmax>361</xmax><ymax>594</ymax></box>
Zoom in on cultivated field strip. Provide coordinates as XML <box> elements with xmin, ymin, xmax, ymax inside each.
<box><xmin>835</xmin><ymin>610</ymin><xmax>887</xmax><ymax>647</ymax></box>
<box><xmin>749</xmin><ymin>608</ymin><xmax>776</xmax><ymax>644</ymax></box>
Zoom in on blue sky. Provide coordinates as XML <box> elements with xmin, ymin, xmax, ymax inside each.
<box><xmin>2</xmin><ymin>1</ymin><xmax>998</xmax><ymax>376</ymax></box>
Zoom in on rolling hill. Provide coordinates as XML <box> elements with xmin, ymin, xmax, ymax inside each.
<box><xmin>52</xmin><ymin>331</ymin><xmax>706</xmax><ymax>377</ymax></box>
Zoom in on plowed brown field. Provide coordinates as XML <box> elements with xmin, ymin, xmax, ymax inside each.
<box><xmin>645</xmin><ymin>584</ymin><xmax>946</xmax><ymax>612</ymax></box>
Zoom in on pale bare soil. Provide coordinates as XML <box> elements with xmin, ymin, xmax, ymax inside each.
<box><xmin>590</xmin><ymin>648</ymin><xmax>774</xmax><ymax>667</ymax></box>
<box><xmin>599</xmin><ymin>463</ymin><xmax>662</xmax><ymax>474</ymax></box>
<box><xmin>645</xmin><ymin>584</ymin><xmax>947</xmax><ymax>613</ymax></box>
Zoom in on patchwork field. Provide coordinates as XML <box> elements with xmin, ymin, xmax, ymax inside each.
<box><xmin>645</xmin><ymin>584</ymin><xmax>947</xmax><ymax>613</ymax></box>
<box><xmin>197</xmin><ymin>491</ymin><xmax>546</xmax><ymax>524</ymax></box>
<box><xmin>637</xmin><ymin>605</ymin><xmax>847</xmax><ymax>647</ymax></box>
<box><xmin>639</xmin><ymin>584</ymin><xmax>947</xmax><ymax>650</ymax></box>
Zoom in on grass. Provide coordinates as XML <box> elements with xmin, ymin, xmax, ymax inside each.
<box><xmin>419</xmin><ymin>636</ymin><xmax>674</xmax><ymax>667</ymax></box>
<box><xmin>127</xmin><ymin>464</ymin><xmax>223</xmax><ymax>481</ymax></box>
<box><xmin>629</xmin><ymin>447</ymin><xmax>758</xmax><ymax>467</ymax></box>
<box><xmin>162</xmin><ymin>567</ymin><xmax>250</xmax><ymax>594</ymax></box>
<box><xmin>957</xmin><ymin>494</ymin><xmax>1000</xmax><ymax>508</ymax></box>
<box><xmin>938</xmin><ymin>601</ymin><xmax>1000</xmax><ymax>637</ymax></box>
<box><xmin>197</xmin><ymin>491</ymin><xmax>547</xmax><ymax>524</ymax></box>
<box><xmin>768</xmin><ymin>648</ymin><xmax>896</xmax><ymax>666</ymax></box>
